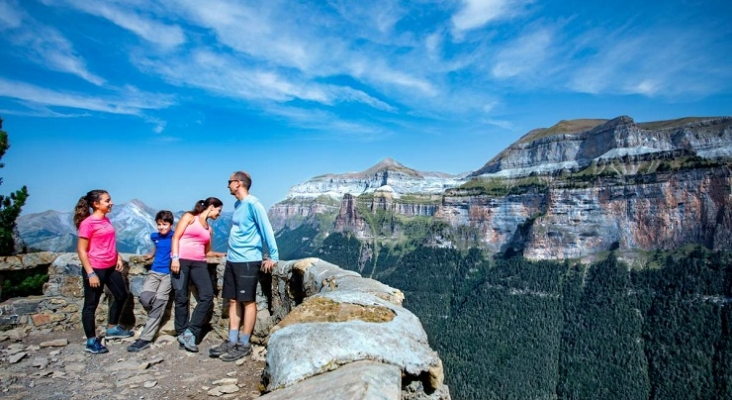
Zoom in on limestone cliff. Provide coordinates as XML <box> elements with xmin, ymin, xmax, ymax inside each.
<box><xmin>271</xmin><ymin>115</ymin><xmax>732</xmax><ymax>261</ymax></box>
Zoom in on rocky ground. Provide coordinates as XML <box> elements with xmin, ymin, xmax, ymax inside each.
<box><xmin>0</xmin><ymin>327</ymin><xmax>266</xmax><ymax>400</ymax></box>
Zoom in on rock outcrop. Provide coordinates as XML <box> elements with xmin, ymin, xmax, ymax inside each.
<box><xmin>0</xmin><ymin>253</ymin><xmax>450</xmax><ymax>399</ymax></box>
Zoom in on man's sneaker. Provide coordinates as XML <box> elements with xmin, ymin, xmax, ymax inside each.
<box><xmin>209</xmin><ymin>340</ymin><xmax>234</xmax><ymax>358</ymax></box>
<box><xmin>219</xmin><ymin>343</ymin><xmax>251</xmax><ymax>362</ymax></box>
<box><xmin>127</xmin><ymin>339</ymin><xmax>151</xmax><ymax>352</ymax></box>
<box><xmin>85</xmin><ymin>337</ymin><xmax>109</xmax><ymax>354</ymax></box>
<box><xmin>177</xmin><ymin>330</ymin><xmax>198</xmax><ymax>353</ymax></box>
<box><xmin>106</xmin><ymin>325</ymin><xmax>134</xmax><ymax>339</ymax></box>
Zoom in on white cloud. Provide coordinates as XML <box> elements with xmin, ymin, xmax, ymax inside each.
<box><xmin>0</xmin><ymin>78</ymin><xmax>175</xmax><ymax>115</ymax></box>
<box><xmin>0</xmin><ymin>2</ymin><xmax>105</xmax><ymax>86</ymax></box>
<box><xmin>567</xmin><ymin>25</ymin><xmax>731</xmax><ymax>97</ymax></box>
<box><xmin>0</xmin><ymin>1</ymin><xmax>23</xmax><ymax>29</ymax></box>
<box><xmin>42</xmin><ymin>0</ymin><xmax>185</xmax><ymax>48</ymax></box>
<box><xmin>491</xmin><ymin>26</ymin><xmax>553</xmax><ymax>79</ymax></box>
<box><xmin>452</xmin><ymin>0</ymin><xmax>532</xmax><ymax>34</ymax></box>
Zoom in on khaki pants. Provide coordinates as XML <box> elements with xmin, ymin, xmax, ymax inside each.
<box><xmin>139</xmin><ymin>272</ymin><xmax>172</xmax><ymax>341</ymax></box>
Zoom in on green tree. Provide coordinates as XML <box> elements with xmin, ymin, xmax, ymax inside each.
<box><xmin>0</xmin><ymin>117</ymin><xmax>29</xmax><ymax>255</ymax></box>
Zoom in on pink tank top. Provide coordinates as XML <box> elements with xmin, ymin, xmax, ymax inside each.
<box><xmin>178</xmin><ymin>216</ymin><xmax>211</xmax><ymax>262</ymax></box>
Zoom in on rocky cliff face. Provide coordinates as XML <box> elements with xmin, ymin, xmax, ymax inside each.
<box><xmin>272</xmin><ymin>115</ymin><xmax>732</xmax><ymax>262</ymax></box>
<box><xmin>472</xmin><ymin>116</ymin><xmax>732</xmax><ymax>177</ymax></box>
<box><xmin>270</xmin><ymin>158</ymin><xmax>465</xmax><ymax>232</ymax></box>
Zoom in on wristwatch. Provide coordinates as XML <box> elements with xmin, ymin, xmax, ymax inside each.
<box><xmin>171</xmin><ymin>254</ymin><xmax>180</xmax><ymax>260</ymax></box>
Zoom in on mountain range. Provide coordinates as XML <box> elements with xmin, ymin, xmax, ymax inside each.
<box><xmin>18</xmin><ymin>115</ymin><xmax>732</xmax><ymax>261</ymax></box>
<box><xmin>17</xmin><ymin>199</ymin><xmax>232</xmax><ymax>254</ymax></box>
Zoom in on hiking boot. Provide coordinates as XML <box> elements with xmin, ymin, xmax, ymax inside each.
<box><xmin>219</xmin><ymin>343</ymin><xmax>251</xmax><ymax>362</ymax></box>
<box><xmin>127</xmin><ymin>339</ymin><xmax>152</xmax><ymax>352</ymax></box>
<box><xmin>209</xmin><ymin>340</ymin><xmax>234</xmax><ymax>358</ymax></box>
<box><xmin>85</xmin><ymin>337</ymin><xmax>109</xmax><ymax>354</ymax></box>
<box><xmin>106</xmin><ymin>325</ymin><xmax>134</xmax><ymax>339</ymax></box>
<box><xmin>177</xmin><ymin>330</ymin><xmax>198</xmax><ymax>352</ymax></box>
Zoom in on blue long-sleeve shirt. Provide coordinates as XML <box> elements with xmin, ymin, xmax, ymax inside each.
<box><xmin>227</xmin><ymin>195</ymin><xmax>279</xmax><ymax>262</ymax></box>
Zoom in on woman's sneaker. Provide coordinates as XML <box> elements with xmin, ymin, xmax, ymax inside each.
<box><xmin>177</xmin><ymin>330</ymin><xmax>198</xmax><ymax>352</ymax></box>
<box><xmin>106</xmin><ymin>325</ymin><xmax>134</xmax><ymax>339</ymax></box>
<box><xmin>127</xmin><ymin>339</ymin><xmax>152</xmax><ymax>352</ymax></box>
<box><xmin>85</xmin><ymin>337</ymin><xmax>109</xmax><ymax>354</ymax></box>
<box><xmin>220</xmin><ymin>343</ymin><xmax>251</xmax><ymax>362</ymax></box>
<box><xmin>208</xmin><ymin>340</ymin><xmax>234</xmax><ymax>358</ymax></box>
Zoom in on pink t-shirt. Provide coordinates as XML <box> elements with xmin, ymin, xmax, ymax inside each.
<box><xmin>179</xmin><ymin>216</ymin><xmax>211</xmax><ymax>262</ymax></box>
<box><xmin>78</xmin><ymin>215</ymin><xmax>118</xmax><ymax>269</ymax></box>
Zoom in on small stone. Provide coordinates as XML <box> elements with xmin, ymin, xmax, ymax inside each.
<box><xmin>40</xmin><ymin>339</ymin><xmax>69</xmax><ymax>347</ymax></box>
<box><xmin>26</xmin><ymin>345</ymin><xmax>41</xmax><ymax>351</ymax></box>
<box><xmin>154</xmin><ymin>335</ymin><xmax>176</xmax><ymax>345</ymax></box>
<box><xmin>217</xmin><ymin>384</ymin><xmax>239</xmax><ymax>394</ymax></box>
<box><xmin>52</xmin><ymin>371</ymin><xmax>66</xmax><ymax>378</ymax></box>
<box><xmin>32</xmin><ymin>356</ymin><xmax>49</xmax><ymax>369</ymax></box>
<box><xmin>212</xmin><ymin>378</ymin><xmax>238</xmax><ymax>385</ymax></box>
<box><xmin>226</xmin><ymin>371</ymin><xmax>237</xmax><ymax>377</ymax></box>
<box><xmin>201</xmin><ymin>386</ymin><xmax>211</xmax><ymax>390</ymax></box>
<box><xmin>9</xmin><ymin>351</ymin><xmax>27</xmax><ymax>364</ymax></box>
<box><xmin>64</xmin><ymin>363</ymin><xmax>86</xmax><ymax>373</ymax></box>
<box><xmin>207</xmin><ymin>387</ymin><xmax>222</xmax><ymax>397</ymax></box>
<box><xmin>143</xmin><ymin>381</ymin><xmax>157</xmax><ymax>388</ymax></box>
<box><xmin>7</xmin><ymin>343</ymin><xmax>25</xmax><ymax>355</ymax></box>
<box><xmin>49</xmin><ymin>349</ymin><xmax>62</xmax><ymax>357</ymax></box>
<box><xmin>235</xmin><ymin>358</ymin><xmax>246</xmax><ymax>366</ymax></box>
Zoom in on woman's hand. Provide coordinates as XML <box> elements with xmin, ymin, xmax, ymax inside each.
<box><xmin>89</xmin><ymin>274</ymin><xmax>101</xmax><ymax>288</ymax></box>
<box><xmin>115</xmin><ymin>256</ymin><xmax>124</xmax><ymax>271</ymax></box>
<box><xmin>171</xmin><ymin>259</ymin><xmax>180</xmax><ymax>274</ymax></box>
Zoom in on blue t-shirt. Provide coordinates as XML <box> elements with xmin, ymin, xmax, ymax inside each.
<box><xmin>150</xmin><ymin>231</ymin><xmax>173</xmax><ymax>274</ymax></box>
<box><xmin>227</xmin><ymin>195</ymin><xmax>279</xmax><ymax>262</ymax></box>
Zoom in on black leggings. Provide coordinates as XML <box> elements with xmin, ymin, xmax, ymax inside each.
<box><xmin>172</xmin><ymin>259</ymin><xmax>214</xmax><ymax>338</ymax></box>
<box><xmin>82</xmin><ymin>267</ymin><xmax>129</xmax><ymax>339</ymax></box>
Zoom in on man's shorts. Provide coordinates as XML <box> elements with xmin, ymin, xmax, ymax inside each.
<box><xmin>222</xmin><ymin>261</ymin><xmax>261</xmax><ymax>302</ymax></box>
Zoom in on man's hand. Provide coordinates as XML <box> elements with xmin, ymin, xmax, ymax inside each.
<box><xmin>261</xmin><ymin>259</ymin><xmax>276</xmax><ymax>273</ymax></box>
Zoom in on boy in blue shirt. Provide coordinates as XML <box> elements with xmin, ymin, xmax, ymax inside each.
<box><xmin>128</xmin><ymin>210</ymin><xmax>175</xmax><ymax>352</ymax></box>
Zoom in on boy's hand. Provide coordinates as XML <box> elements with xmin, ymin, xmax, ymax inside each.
<box><xmin>144</xmin><ymin>254</ymin><xmax>153</xmax><ymax>260</ymax></box>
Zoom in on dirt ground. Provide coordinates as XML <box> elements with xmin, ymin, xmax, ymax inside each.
<box><xmin>0</xmin><ymin>327</ymin><xmax>266</xmax><ymax>400</ymax></box>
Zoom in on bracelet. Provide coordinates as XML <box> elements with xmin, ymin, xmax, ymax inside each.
<box><xmin>87</xmin><ymin>272</ymin><xmax>97</xmax><ymax>278</ymax></box>
<box><xmin>171</xmin><ymin>254</ymin><xmax>180</xmax><ymax>260</ymax></box>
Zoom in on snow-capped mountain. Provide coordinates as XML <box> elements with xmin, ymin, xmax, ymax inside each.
<box><xmin>18</xmin><ymin>200</ymin><xmax>232</xmax><ymax>254</ymax></box>
<box><xmin>285</xmin><ymin>157</ymin><xmax>467</xmax><ymax>200</ymax></box>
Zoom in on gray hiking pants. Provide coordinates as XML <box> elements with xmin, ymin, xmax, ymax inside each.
<box><xmin>139</xmin><ymin>271</ymin><xmax>172</xmax><ymax>341</ymax></box>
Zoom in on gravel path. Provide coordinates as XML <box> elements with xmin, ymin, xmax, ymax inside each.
<box><xmin>0</xmin><ymin>327</ymin><xmax>266</xmax><ymax>400</ymax></box>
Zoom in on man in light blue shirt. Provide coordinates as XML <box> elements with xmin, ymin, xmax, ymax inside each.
<box><xmin>210</xmin><ymin>171</ymin><xmax>279</xmax><ymax>362</ymax></box>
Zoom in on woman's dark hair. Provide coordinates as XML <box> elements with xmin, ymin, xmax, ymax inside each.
<box><xmin>74</xmin><ymin>189</ymin><xmax>108</xmax><ymax>228</ymax></box>
<box><xmin>190</xmin><ymin>197</ymin><xmax>223</xmax><ymax>216</ymax></box>
<box><xmin>155</xmin><ymin>210</ymin><xmax>175</xmax><ymax>224</ymax></box>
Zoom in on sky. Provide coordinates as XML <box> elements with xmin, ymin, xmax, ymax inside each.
<box><xmin>1</xmin><ymin>0</ymin><xmax>731</xmax><ymax>216</ymax></box>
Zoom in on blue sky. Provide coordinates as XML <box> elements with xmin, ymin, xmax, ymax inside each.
<box><xmin>1</xmin><ymin>0</ymin><xmax>730</xmax><ymax>215</ymax></box>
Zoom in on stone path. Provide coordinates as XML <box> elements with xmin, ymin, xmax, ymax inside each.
<box><xmin>0</xmin><ymin>327</ymin><xmax>265</xmax><ymax>400</ymax></box>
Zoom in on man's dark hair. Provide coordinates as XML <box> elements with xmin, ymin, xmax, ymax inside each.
<box><xmin>155</xmin><ymin>210</ymin><xmax>174</xmax><ymax>224</ymax></box>
<box><xmin>233</xmin><ymin>171</ymin><xmax>252</xmax><ymax>190</ymax></box>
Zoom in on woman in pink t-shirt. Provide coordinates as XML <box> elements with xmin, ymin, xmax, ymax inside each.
<box><xmin>74</xmin><ymin>189</ymin><xmax>134</xmax><ymax>354</ymax></box>
<box><xmin>171</xmin><ymin>197</ymin><xmax>226</xmax><ymax>352</ymax></box>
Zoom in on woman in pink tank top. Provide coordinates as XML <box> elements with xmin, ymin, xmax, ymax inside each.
<box><xmin>170</xmin><ymin>197</ymin><xmax>226</xmax><ymax>352</ymax></box>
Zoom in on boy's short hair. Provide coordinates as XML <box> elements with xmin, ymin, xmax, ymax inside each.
<box><xmin>155</xmin><ymin>210</ymin><xmax>174</xmax><ymax>224</ymax></box>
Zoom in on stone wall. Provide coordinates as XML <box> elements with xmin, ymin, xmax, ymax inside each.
<box><xmin>0</xmin><ymin>252</ymin><xmax>450</xmax><ymax>399</ymax></box>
